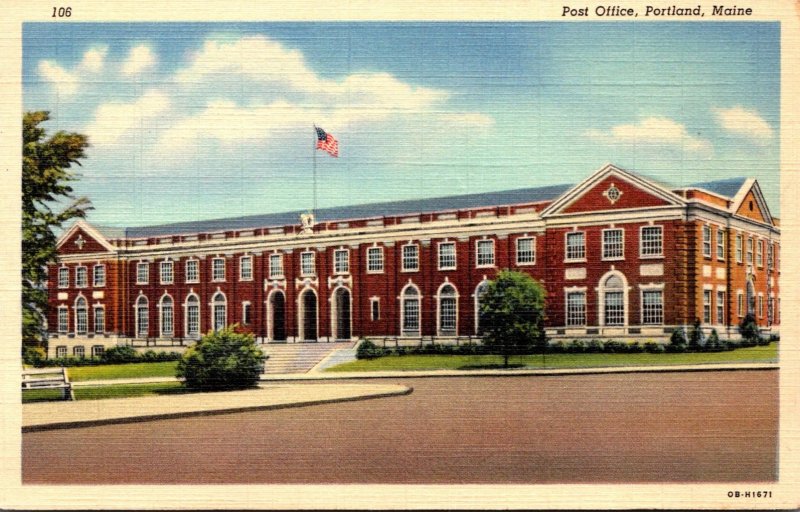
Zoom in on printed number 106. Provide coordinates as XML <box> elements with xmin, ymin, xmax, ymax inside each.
<box><xmin>52</xmin><ymin>6</ymin><xmax>72</xmax><ymax>17</ymax></box>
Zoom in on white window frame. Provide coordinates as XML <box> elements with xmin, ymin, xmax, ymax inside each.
<box><xmin>160</xmin><ymin>260</ymin><xmax>174</xmax><ymax>285</ymax></box>
<box><xmin>767</xmin><ymin>242</ymin><xmax>774</xmax><ymax>271</ymax></box>
<box><xmin>211</xmin><ymin>292</ymin><xmax>227</xmax><ymax>332</ymax></box>
<box><xmin>565</xmin><ymin>231</ymin><xmax>586</xmax><ymax>262</ymax></box>
<box><xmin>516</xmin><ymin>237</ymin><xmax>535</xmax><ymax>265</ymax></box>
<box><xmin>300</xmin><ymin>251</ymin><xmax>316</xmax><ymax>276</ymax></box>
<box><xmin>736</xmin><ymin>235</ymin><xmax>743</xmax><ymax>264</ymax></box>
<box><xmin>640</xmin><ymin>287</ymin><xmax>664</xmax><ymax>325</ymax></box>
<box><xmin>370</xmin><ymin>298</ymin><xmax>380</xmax><ymax>321</ymax></box>
<box><xmin>400</xmin><ymin>284</ymin><xmax>421</xmax><ymax>336</ymax></box>
<box><xmin>747</xmin><ymin>237</ymin><xmax>753</xmax><ymax>265</ymax></box>
<box><xmin>93</xmin><ymin>264</ymin><xmax>106</xmax><ymax>287</ymax></box>
<box><xmin>401</xmin><ymin>243</ymin><xmax>419</xmax><ymax>272</ymax></box>
<box><xmin>737</xmin><ymin>290</ymin><xmax>744</xmax><ymax>317</ymax></box>
<box><xmin>74</xmin><ymin>296</ymin><xmax>88</xmax><ymax>335</ymax></box>
<box><xmin>758</xmin><ymin>293</ymin><xmax>764</xmax><ymax>318</ymax></box>
<box><xmin>242</xmin><ymin>301</ymin><xmax>252</xmax><ymax>325</ymax></box>
<box><xmin>702</xmin><ymin>225</ymin><xmax>712</xmax><ymax>258</ymax></box>
<box><xmin>75</xmin><ymin>265</ymin><xmax>88</xmax><ymax>288</ymax></box>
<box><xmin>58</xmin><ymin>306</ymin><xmax>68</xmax><ymax>333</ymax></box>
<box><xmin>212</xmin><ymin>257</ymin><xmax>226</xmax><ymax>282</ymax></box>
<box><xmin>703</xmin><ymin>289</ymin><xmax>712</xmax><ymax>324</ymax></box>
<box><xmin>185</xmin><ymin>259</ymin><xmax>199</xmax><ymax>283</ymax></box>
<box><xmin>136</xmin><ymin>262</ymin><xmax>149</xmax><ymax>285</ymax></box>
<box><xmin>367</xmin><ymin>247</ymin><xmax>384</xmax><ymax>273</ymax></box>
<box><xmin>56</xmin><ymin>346</ymin><xmax>67</xmax><ymax>358</ymax></box>
<box><xmin>438</xmin><ymin>242</ymin><xmax>457</xmax><ymax>270</ymax></box>
<box><xmin>159</xmin><ymin>294</ymin><xmax>174</xmax><ymax>337</ymax></box>
<box><xmin>602</xmin><ymin>228</ymin><xmax>624</xmax><ymax>261</ymax></box>
<box><xmin>58</xmin><ymin>266</ymin><xmax>69</xmax><ymax>288</ymax></box>
<box><xmin>185</xmin><ymin>293</ymin><xmax>200</xmax><ymax>339</ymax></box>
<box><xmin>135</xmin><ymin>296</ymin><xmax>149</xmax><ymax>338</ymax></box>
<box><xmin>73</xmin><ymin>346</ymin><xmax>85</xmax><ymax>358</ymax></box>
<box><xmin>93</xmin><ymin>305</ymin><xmax>105</xmax><ymax>334</ymax></box>
<box><xmin>756</xmin><ymin>240</ymin><xmax>763</xmax><ymax>268</ymax></box>
<box><xmin>565</xmin><ymin>289</ymin><xmax>587</xmax><ymax>327</ymax></box>
<box><xmin>269</xmin><ymin>253</ymin><xmax>284</xmax><ymax>279</ymax></box>
<box><xmin>716</xmin><ymin>290</ymin><xmax>725</xmax><ymax>325</ymax></box>
<box><xmin>239</xmin><ymin>255</ymin><xmax>253</xmax><ymax>281</ymax></box>
<box><xmin>334</xmin><ymin>249</ymin><xmax>350</xmax><ymax>274</ymax></box>
<box><xmin>91</xmin><ymin>345</ymin><xmax>104</xmax><ymax>358</ymax></box>
<box><xmin>598</xmin><ymin>271</ymin><xmax>628</xmax><ymax>327</ymax></box>
<box><xmin>716</xmin><ymin>229</ymin><xmax>725</xmax><ymax>261</ymax></box>
<box><xmin>436</xmin><ymin>283</ymin><xmax>459</xmax><ymax>335</ymax></box>
<box><xmin>639</xmin><ymin>226</ymin><xmax>663</xmax><ymax>259</ymax></box>
<box><xmin>476</xmin><ymin>239</ymin><xmax>495</xmax><ymax>268</ymax></box>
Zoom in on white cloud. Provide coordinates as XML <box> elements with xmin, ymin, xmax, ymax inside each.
<box><xmin>121</xmin><ymin>45</ymin><xmax>157</xmax><ymax>76</ymax></box>
<box><xmin>85</xmin><ymin>90</ymin><xmax>170</xmax><ymax>145</ymax></box>
<box><xmin>585</xmin><ymin>117</ymin><xmax>712</xmax><ymax>154</ymax></box>
<box><xmin>80</xmin><ymin>46</ymin><xmax>108</xmax><ymax>73</ymax></box>
<box><xmin>715</xmin><ymin>106</ymin><xmax>773</xmax><ymax>144</ymax></box>
<box><xmin>38</xmin><ymin>60</ymin><xmax>78</xmax><ymax>95</ymax></box>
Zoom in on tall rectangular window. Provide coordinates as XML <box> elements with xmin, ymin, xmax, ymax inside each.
<box><xmin>93</xmin><ymin>307</ymin><xmax>105</xmax><ymax>333</ymax></box>
<box><xmin>367</xmin><ymin>247</ymin><xmax>384</xmax><ymax>273</ymax></box>
<box><xmin>185</xmin><ymin>260</ymin><xmax>199</xmax><ymax>283</ymax></box>
<box><xmin>516</xmin><ymin>237</ymin><xmax>535</xmax><ymax>264</ymax></box>
<box><xmin>642</xmin><ymin>290</ymin><xmax>664</xmax><ymax>325</ymax></box>
<box><xmin>187</xmin><ymin>303</ymin><xmax>199</xmax><ymax>337</ymax></box>
<box><xmin>136</xmin><ymin>263</ymin><xmax>149</xmax><ymax>284</ymax></box>
<box><xmin>402</xmin><ymin>244</ymin><xmax>419</xmax><ymax>272</ymax></box>
<box><xmin>737</xmin><ymin>291</ymin><xmax>744</xmax><ymax>317</ymax></box>
<box><xmin>716</xmin><ymin>291</ymin><xmax>725</xmax><ymax>325</ymax></box>
<box><xmin>702</xmin><ymin>225</ymin><xmax>712</xmax><ymax>257</ymax></box>
<box><xmin>736</xmin><ymin>235</ymin><xmax>743</xmax><ymax>264</ymax></box>
<box><xmin>438</xmin><ymin>242</ymin><xmax>456</xmax><ymax>270</ymax></box>
<box><xmin>93</xmin><ymin>265</ymin><xmax>106</xmax><ymax>287</ymax></box>
<box><xmin>477</xmin><ymin>240</ymin><xmax>495</xmax><ymax>267</ymax></box>
<box><xmin>703</xmin><ymin>290</ymin><xmax>712</xmax><ymax>324</ymax></box>
<box><xmin>767</xmin><ymin>243</ymin><xmax>774</xmax><ymax>271</ymax></box>
<box><xmin>640</xmin><ymin>227</ymin><xmax>663</xmax><ymax>257</ymax></box>
<box><xmin>565</xmin><ymin>232</ymin><xmax>585</xmax><ymax>261</ymax></box>
<box><xmin>566</xmin><ymin>292</ymin><xmax>586</xmax><ymax>326</ymax></box>
<box><xmin>334</xmin><ymin>249</ymin><xmax>349</xmax><ymax>274</ymax></box>
<box><xmin>242</xmin><ymin>302</ymin><xmax>252</xmax><ymax>325</ymax></box>
<box><xmin>58</xmin><ymin>307</ymin><xmax>68</xmax><ymax>333</ymax></box>
<box><xmin>76</xmin><ymin>305</ymin><xmax>87</xmax><ymax>335</ymax></box>
<box><xmin>212</xmin><ymin>258</ymin><xmax>226</xmax><ymax>281</ymax></box>
<box><xmin>58</xmin><ymin>267</ymin><xmax>69</xmax><ymax>288</ymax></box>
<box><xmin>604</xmin><ymin>292</ymin><xmax>624</xmax><ymax>326</ymax></box>
<box><xmin>240</xmin><ymin>256</ymin><xmax>253</xmax><ymax>281</ymax></box>
<box><xmin>716</xmin><ymin>230</ymin><xmax>725</xmax><ymax>260</ymax></box>
<box><xmin>160</xmin><ymin>261</ymin><xmax>174</xmax><ymax>284</ymax></box>
<box><xmin>757</xmin><ymin>240</ymin><xmax>763</xmax><ymax>267</ymax></box>
<box><xmin>602</xmin><ymin>229</ymin><xmax>624</xmax><ymax>260</ymax></box>
<box><xmin>758</xmin><ymin>294</ymin><xmax>764</xmax><ymax>317</ymax></box>
<box><xmin>371</xmin><ymin>299</ymin><xmax>380</xmax><ymax>321</ymax></box>
<box><xmin>269</xmin><ymin>253</ymin><xmax>283</xmax><ymax>278</ymax></box>
<box><xmin>747</xmin><ymin>238</ymin><xmax>753</xmax><ymax>264</ymax></box>
<box><xmin>75</xmin><ymin>266</ymin><xmax>88</xmax><ymax>288</ymax></box>
<box><xmin>301</xmin><ymin>251</ymin><xmax>315</xmax><ymax>276</ymax></box>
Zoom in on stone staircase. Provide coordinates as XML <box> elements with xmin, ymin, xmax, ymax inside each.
<box><xmin>261</xmin><ymin>341</ymin><xmax>357</xmax><ymax>374</ymax></box>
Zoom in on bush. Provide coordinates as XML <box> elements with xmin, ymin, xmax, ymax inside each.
<box><xmin>101</xmin><ymin>345</ymin><xmax>139</xmax><ymax>364</ymax></box>
<box><xmin>738</xmin><ymin>313</ymin><xmax>761</xmax><ymax>343</ymax></box>
<box><xmin>769</xmin><ymin>333</ymin><xmax>780</xmax><ymax>342</ymax></box>
<box><xmin>705</xmin><ymin>329</ymin><xmax>724</xmax><ymax>352</ymax></box>
<box><xmin>176</xmin><ymin>327</ymin><xmax>266</xmax><ymax>391</ymax></box>
<box><xmin>23</xmin><ymin>346</ymin><xmax>47</xmax><ymax>367</ymax></box>
<box><xmin>628</xmin><ymin>342</ymin><xmax>644</xmax><ymax>353</ymax></box>
<box><xmin>689</xmin><ymin>319</ymin><xmax>704</xmax><ymax>350</ymax></box>
<box><xmin>644</xmin><ymin>342</ymin><xmax>665</xmax><ymax>354</ymax></box>
<box><xmin>356</xmin><ymin>339</ymin><xmax>387</xmax><ymax>359</ymax></box>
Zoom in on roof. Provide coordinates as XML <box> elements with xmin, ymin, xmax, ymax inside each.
<box><xmin>117</xmin><ymin>183</ymin><xmax>574</xmax><ymax>239</ymax></box>
<box><xmin>687</xmin><ymin>177</ymin><xmax>748</xmax><ymax>199</ymax></box>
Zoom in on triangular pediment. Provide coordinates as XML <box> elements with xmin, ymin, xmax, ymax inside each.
<box><xmin>56</xmin><ymin>221</ymin><xmax>116</xmax><ymax>255</ymax></box>
<box><xmin>541</xmin><ymin>164</ymin><xmax>684</xmax><ymax>217</ymax></box>
<box><xmin>731</xmin><ymin>179</ymin><xmax>774</xmax><ymax>226</ymax></box>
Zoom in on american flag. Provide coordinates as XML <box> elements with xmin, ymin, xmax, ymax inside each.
<box><xmin>315</xmin><ymin>126</ymin><xmax>339</xmax><ymax>157</ymax></box>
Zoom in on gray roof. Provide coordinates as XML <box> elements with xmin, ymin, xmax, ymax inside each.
<box><xmin>118</xmin><ymin>183</ymin><xmax>573</xmax><ymax>239</ymax></box>
<box><xmin>687</xmin><ymin>177</ymin><xmax>748</xmax><ymax>199</ymax></box>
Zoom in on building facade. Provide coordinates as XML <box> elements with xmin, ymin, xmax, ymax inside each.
<box><xmin>46</xmin><ymin>164</ymin><xmax>780</xmax><ymax>357</ymax></box>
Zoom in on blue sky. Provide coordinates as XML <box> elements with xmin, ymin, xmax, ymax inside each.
<box><xmin>23</xmin><ymin>22</ymin><xmax>780</xmax><ymax>226</ymax></box>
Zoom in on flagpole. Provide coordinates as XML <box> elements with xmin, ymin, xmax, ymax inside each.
<box><xmin>312</xmin><ymin>124</ymin><xmax>317</xmax><ymax>218</ymax></box>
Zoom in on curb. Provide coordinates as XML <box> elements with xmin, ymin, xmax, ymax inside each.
<box><xmin>23</xmin><ymin>385</ymin><xmax>413</xmax><ymax>433</ymax></box>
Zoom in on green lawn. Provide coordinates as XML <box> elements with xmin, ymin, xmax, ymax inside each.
<box><xmin>326</xmin><ymin>343</ymin><xmax>778</xmax><ymax>372</ymax></box>
<box><xmin>65</xmin><ymin>361</ymin><xmax>179</xmax><ymax>381</ymax></box>
<box><xmin>22</xmin><ymin>381</ymin><xmax>187</xmax><ymax>403</ymax></box>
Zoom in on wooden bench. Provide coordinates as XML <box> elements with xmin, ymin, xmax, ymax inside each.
<box><xmin>21</xmin><ymin>367</ymin><xmax>75</xmax><ymax>401</ymax></box>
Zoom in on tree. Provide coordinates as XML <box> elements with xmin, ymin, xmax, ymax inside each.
<box><xmin>23</xmin><ymin>111</ymin><xmax>91</xmax><ymax>347</ymax></box>
<box><xmin>479</xmin><ymin>270</ymin><xmax>547</xmax><ymax>367</ymax></box>
<box><xmin>176</xmin><ymin>326</ymin><xmax>266</xmax><ymax>391</ymax></box>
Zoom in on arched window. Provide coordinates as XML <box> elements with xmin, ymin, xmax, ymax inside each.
<box><xmin>474</xmin><ymin>281</ymin><xmax>489</xmax><ymax>334</ymax></box>
<box><xmin>401</xmin><ymin>285</ymin><xmax>421</xmax><ymax>336</ymax></box>
<box><xmin>185</xmin><ymin>294</ymin><xmax>200</xmax><ymax>338</ymax></box>
<box><xmin>437</xmin><ymin>284</ymin><xmax>458</xmax><ymax>335</ymax></box>
<box><xmin>136</xmin><ymin>295</ymin><xmax>149</xmax><ymax>338</ymax></box>
<box><xmin>212</xmin><ymin>292</ymin><xmax>227</xmax><ymax>332</ymax></box>
<box><xmin>75</xmin><ymin>296</ymin><xmax>87</xmax><ymax>335</ymax></box>
<box><xmin>160</xmin><ymin>295</ymin><xmax>174</xmax><ymax>337</ymax></box>
<box><xmin>599</xmin><ymin>272</ymin><xmax>626</xmax><ymax>326</ymax></box>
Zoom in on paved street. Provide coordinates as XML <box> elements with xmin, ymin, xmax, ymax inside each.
<box><xmin>22</xmin><ymin>370</ymin><xmax>778</xmax><ymax>484</ymax></box>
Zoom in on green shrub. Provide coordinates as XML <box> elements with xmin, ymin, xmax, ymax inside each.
<box><xmin>586</xmin><ymin>340</ymin><xmax>604</xmax><ymax>353</ymax></box>
<box><xmin>769</xmin><ymin>333</ymin><xmax>780</xmax><ymax>342</ymax></box>
<box><xmin>704</xmin><ymin>329</ymin><xmax>724</xmax><ymax>352</ymax></box>
<box><xmin>101</xmin><ymin>345</ymin><xmax>139</xmax><ymax>364</ymax></box>
<box><xmin>356</xmin><ymin>339</ymin><xmax>387</xmax><ymax>359</ymax></box>
<box><xmin>738</xmin><ymin>313</ymin><xmax>761</xmax><ymax>342</ymax></box>
<box><xmin>628</xmin><ymin>342</ymin><xmax>644</xmax><ymax>353</ymax></box>
<box><xmin>23</xmin><ymin>346</ymin><xmax>47</xmax><ymax>367</ymax></box>
<box><xmin>689</xmin><ymin>319</ymin><xmax>704</xmax><ymax>350</ymax></box>
<box><xmin>176</xmin><ymin>327</ymin><xmax>266</xmax><ymax>391</ymax></box>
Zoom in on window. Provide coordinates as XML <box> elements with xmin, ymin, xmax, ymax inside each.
<box><xmin>640</xmin><ymin>227</ymin><xmax>663</xmax><ymax>257</ymax></box>
<box><xmin>476</xmin><ymin>240</ymin><xmax>495</xmax><ymax>267</ymax></box>
<box><xmin>58</xmin><ymin>306</ymin><xmax>68</xmax><ymax>333</ymax></box>
<box><xmin>334</xmin><ymin>249</ymin><xmax>350</xmax><ymax>274</ymax></box>
<box><xmin>212</xmin><ymin>292</ymin><xmax>226</xmax><ymax>332</ymax></box>
<box><xmin>93</xmin><ymin>265</ymin><xmax>106</xmax><ymax>287</ymax></box>
<box><xmin>367</xmin><ymin>247</ymin><xmax>384</xmax><ymax>273</ymax></box>
<box><xmin>73</xmin><ymin>345</ymin><xmax>85</xmax><ymax>358</ymax></box>
<box><xmin>300</xmin><ymin>251</ymin><xmax>315</xmax><ymax>276</ymax></box>
<box><xmin>269</xmin><ymin>253</ymin><xmax>284</xmax><ymax>278</ymax></box>
<box><xmin>438</xmin><ymin>284</ymin><xmax>457</xmax><ymax>334</ymax></box>
<box><xmin>737</xmin><ymin>291</ymin><xmax>744</xmax><ymax>317</ymax></box>
<box><xmin>516</xmin><ymin>237</ymin><xmax>535</xmax><ymax>264</ymax></box>
<box><xmin>75</xmin><ymin>297</ymin><xmax>87</xmax><ymax>334</ymax></box>
<box><xmin>438</xmin><ymin>242</ymin><xmax>456</xmax><ymax>270</ymax></box>
<box><xmin>370</xmin><ymin>299</ymin><xmax>380</xmax><ymax>321</ymax></box>
<box><xmin>58</xmin><ymin>267</ymin><xmax>69</xmax><ymax>288</ymax></box>
<box><xmin>186</xmin><ymin>294</ymin><xmax>200</xmax><ymax>338</ymax></box>
<box><xmin>702</xmin><ymin>225</ymin><xmax>712</xmax><ymax>258</ymax></box>
<box><xmin>757</xmin><ymin>240</ymin><xmax>763</xmax><ymax>267</ymax></box>
<box><xmin>136</xmin><ymin>262</ymin><xmax>149</xmax><ymax>284</ymax></box>
<box><xmin>56</xmin><ymin>346</ymin><xmax>67</xmax><ymax>358</ymax></box>
<box><xmin>716</xmin><ymin>230</ymin><xmax>725</xmax><ymax>260</ymax></box>
<box><xmin>717</xmin><ymin>291</ymin><xmax>725</xmax><ymax>325</ymax></box>
<box><xmin>92</xmin><ymin>345</ymin><xmax>104</xmax><ymax>358</ymax></box>
<box><xmin>565</xmin><ymin>232</ymin><xmax>585</xmax><ymax>261</ymax></box>
<box><xmin>136</xmin><ymin>296</ymin><xmax>149</xmax><ymax>338</ymax></box>
<box><xmin>747</xmin><ymin>238</ymin><xmax>753</xmax><ymax>264</ymax></box>
<box><xmin>767</xmin><ymin>243</ymin><xmax>774</xmax><ymax>271</ymax></box>
<box><xmin>703</xmin><ymin>290</ymin><xmax>712</xmax><ymax>324</ymax></box>
<box><xmin>185</xmin><ymin>260</ymin><xmax>199</xmax><ymax>283</ymax></box>
<box><xmin>75</xmin><ymin>266</ymin><xmax>88</xmax><ymax>288</ymax></box>
<box><xmin>242</xmin><ymin>302</ymin><xmax>252</xmax><ymax>325</ymax></box>
<box><xmin>758</xmin><ymin>294</ymin><xmax>764</xmax><ymax>318</ymax></box>
<box><xmin>602</xmin><ymin>229</ymin><xmax>624</xmax><ymax>260</ymax></box>
<box><xmin>160</xmin><ymin>296</ymin><xmax>174</xmax><ymax>336</ymax></box>
<box><xmin>642</xmin><ymin>290</ymin><xmax>664</xmax><ymax>325</ymax></box>
<box><xmin>602</xmin><ymin>274</ymin><xmax>625</xmax><ymax>326</ymax></box>
<box><xmin>402</xmin><ymin>244</ymin><xmax>419</xmax><ymax>272</ymax></box>
<box><xmin>566</xmin><ymin>291</ymin><xmax>586</xmax><ymax>326</ymax></box>
<box><xmin>401</xmin><ymin>286</ymin><xmax>420</xmax><ymax>334</ymax></box>
<box><xmin>212</xmin><ymin>258</ymin><xmax>226</xmax><ymax>281</ymax></box>
<box><xmin>240</xmin><ymin>256</ymin><xmax>253</xmax><ymax>281</ymax></box>
<box><xmin>736</xmin><ymin>235</ymin><xmax>743</xmax><ymax>264</ymax></box>
<box><xmin>93</xmin><ymin>306</ymin><xmax>105</xmax><ymax>333</ymax></box>
<box><xmin>160</xmin><ymin>261</ymin><xmax>174</xmax><ymax>284</ymax></box>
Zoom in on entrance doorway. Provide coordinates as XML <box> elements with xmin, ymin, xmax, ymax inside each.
<box><xmin>299</xmin><ymin>289</ymin><xmax>318</xmax><ymax>341</ymax></box>
<box><xmin>268</xmin><ymin>291</ymin><xmax>286</xmax><ymax>341</ymax></box>
<box><xmin>332</xmin><ymin>287</ymin><xmax>352</xmax><ymax>340</ymax></box>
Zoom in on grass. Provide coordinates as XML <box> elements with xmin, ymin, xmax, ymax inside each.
<box><xmin>326</xmin><ymin>343</ymin><xmax>778</xmax><ymax>372</ymax></box>
<box><xmin>64</xmin><ymin>361</ymin><xmax>179</xmax><ymax>381</ymax></box>
<box><xmin>22</xmin><ymin>381</ymin><xmax>188</xmax><ymax>403</ymax></box>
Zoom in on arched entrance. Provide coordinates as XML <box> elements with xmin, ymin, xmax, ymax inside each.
<box><xmin>268</xmin><ymin>290</ymin><xmax>286</xmax><ymax>341</ymax></box>
<box><xmin>298</xmin><ymin>288</ymin><xmax>318</xmax><ymax>341</ymax></box>
<box><xmin>332</xmin><ymin>287</ymin><xmax>352</xmax><ymax>340</ymax></box>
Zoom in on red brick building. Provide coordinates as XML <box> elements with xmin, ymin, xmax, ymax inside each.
<box><xmin>46</xmin><ymin>164</ymin><xmax>780</xmax><ymax>357</ymax></box>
